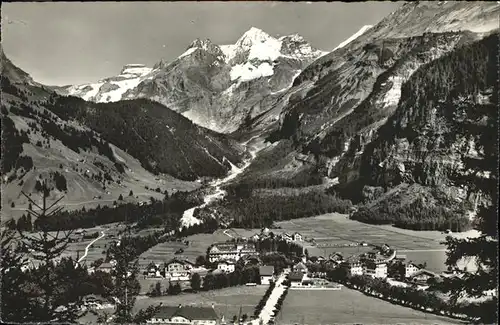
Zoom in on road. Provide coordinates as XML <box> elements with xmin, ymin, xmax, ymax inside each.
<box><xmin>251</xmin><ymin>270</ymin><xmax>290</xmax><ymax>325</ymax></box>
<box><xmin>78</xmin><ymin>230</ymin><xmax>106</xmax><ymax>263</ymax></box>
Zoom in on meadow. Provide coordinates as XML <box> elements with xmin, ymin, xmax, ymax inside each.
<box><xmin>79</xmin><ymin>285</ymin><xmax>266</xmax><ymax>324</ymax></box>
<box><xmin>278</xmin><ymin>288</ymin><xmax>464</xmax><ymax>325</ymax></box>
<box><xmin>138</xmin><ymin>230</ymin><xmax>232</xmax><ymax>268</ymax></box>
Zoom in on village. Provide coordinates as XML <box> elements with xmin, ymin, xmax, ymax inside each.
<box><xmin>82</xmin><ymin>226</ymin><xmax>464</xmax><ymax>325</ymax></box>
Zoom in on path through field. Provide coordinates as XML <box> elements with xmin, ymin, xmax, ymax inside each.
<box><xmin>78</xmin><ymin>230</ymin><xmax>106</xmax><ymax>263</ymax></box>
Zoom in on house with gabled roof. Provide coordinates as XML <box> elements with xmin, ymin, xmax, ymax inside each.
<box><xmin>292</xmin><ymin>232</ymin><xmax>303</xmax><ymax>242</ymax></box>
<box><xmin>217</xmin><ymin>260</ymin><xmax>236</xmax><ymax>273</ymax></box>
<box><xmin>147</xmin><ymin>304</ymin><xmax>219</xmax><ymax>325</ymax></box>
<box><xmin>293</xmin><ymin>262</ymin><xmax>308</xmax><ymax>274</ymax></box>
<box><xmin>164</xmin><ymin>258</ymin><xmax>191</xmax><ymax>281</ymax></box>
<box><xmin>259</xmin><ymin>265</ymin><xmax>275</xmax><ymax>285</ymax></box>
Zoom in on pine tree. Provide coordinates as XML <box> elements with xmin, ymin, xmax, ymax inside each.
<box><xmin>0</xmin><ymin>228</ymin><xmax>31</xmax><ymax>322</ymax></box>
<box><xmin>15</xmin><ymin>182</ymin><xmax>88</xmax><ymax>322</ymax></box>
<box><xmin>442</xmin><ymin>39</ymin><xmax>498</xmax><ymax>323</ymax></box>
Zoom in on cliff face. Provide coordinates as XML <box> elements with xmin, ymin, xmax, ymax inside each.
<box><xmin>359</xmin><ymin>34</ymin><xmax>497</xmax><ymax>208</ymax></box>
<box><xmin>249</xmin><ymin>2</ymin><xmax>499</xmax><ymax>220</ymax></box>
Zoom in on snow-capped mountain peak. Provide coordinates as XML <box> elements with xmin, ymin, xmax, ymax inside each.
<box><xmin>236</xmin><ymin>27</ymin><xmax>276</xmax><ymax>48</ymax></box>
<box><xmin>333</xmin><ymin>25</ymin><xmax>373</xmax><ymax>51</ymax></box>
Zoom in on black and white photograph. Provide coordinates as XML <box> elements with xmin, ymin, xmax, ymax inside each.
<box><xmin>0</xmin><ymin>1</ymin><xmax>498</xmax><ymax>324</ymax></box>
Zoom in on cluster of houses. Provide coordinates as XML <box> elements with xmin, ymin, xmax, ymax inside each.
<box><xmin>250</xmin><ymin>228</ymin><xmax>303</xmax><ymax>243</ymax></box>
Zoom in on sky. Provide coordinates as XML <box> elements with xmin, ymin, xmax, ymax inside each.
<box><xmin>2</xmin><ymin>1</ymin><xmax>402</xmax><ymax>86</ymax></box>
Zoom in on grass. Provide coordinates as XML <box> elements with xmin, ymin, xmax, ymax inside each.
<box><xmin>133</xmin><ymin>286</ymin><xmax>266</xmax><ymax>320</ymax></box>
<box><xmin>78</xmin><ymin>285</ymin><xmax>266</xmax><ymax>323</ymax></box>
<box><xmin>228</xmin><ymin>213</ymin><xmax>479</xmax><ymax>273</ymax></box>
<box><xmin>138</xmin><ymin>230</ymin><xmax>232</xmax><ymax>268</ymax></box>
<box><xmin>278</xmin><ymin>288</ymin><xmax>464</xmax><ymax>325</ymax></box>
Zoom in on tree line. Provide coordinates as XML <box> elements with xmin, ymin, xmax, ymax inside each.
<box><xmin>327</xmin><ymin>267</ymin><xmax>496</xmax><ymax>324</ymax></box>
<box><xmin>351</xmin><ymin>199</ymin><xmax>472</xmax><ymax>232</ymax></box>
<box><xmin>9</xmin><ymin>190</ymin><xmax>199</xmax><ymax>231</ymax></box>
<box><xmin>223</xmin><ymin>189</ymin><xmax>352</xmax><ymax>228</ymax></box>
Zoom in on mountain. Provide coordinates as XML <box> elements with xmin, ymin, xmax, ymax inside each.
<box><xmin>333</xmin><ymin>25</ymin><xmax>373</xmax><ymax>51</ymax></box>
<box><xmin>1</xmin><ymin>50</ymin><xmax>244</xmax><ymax>218</ymax></box>
<box><xmin>59</xmin><ymin>27</ymin><xmax>326</xmax><ymax>133</ymax></box>
<box><xmin>217</xmin><ymin>1</ymin><xmax>499</xmax><ymax>227</ymax></box>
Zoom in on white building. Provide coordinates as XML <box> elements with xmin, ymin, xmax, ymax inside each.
<box><xmin>364</xmin><ymin>261</ymin><xmax>388</xmax><ymax>279</ymax></box>
<box><xmin>217</xmin><ymin>260</ymin><xmax>236</xmax><ymax>273</ymax></box>
<box><xmin>292</xmin><ymin>232</ymin><xmax>303</xmax><ymax>242</ymax></box>
<box><xmin>208</xmin><ymin>242</ymin><xmax>257</xmax><ymax>263</ymax></box>
<box><xmin>405</xmin><ymin>262</ymin><xmax>420</xmax><ymax>278</ymax></box>
<box><xmin>341</xmin><ymin>259</ymin><xmax>363</xmax><ymax>276</ymax></box>
<box><xmin>259</xmin><ymin>265</ymin><xmax>275</xmax><ymax>285</ymax></box>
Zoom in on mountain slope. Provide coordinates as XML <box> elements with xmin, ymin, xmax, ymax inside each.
<box><xmin>1</xmin><ymin>51</ymin><xmax>244</xmax><ymax>217</ymax></box>
<box><xmin>60</xmin><ymin>28</ymin><xmax>326</xmax><ymax>133</ymax></box>
<box><xmin>223</xmin><ymin>1</ymin><xmax>499</xmax><ymax>227</ymax></box>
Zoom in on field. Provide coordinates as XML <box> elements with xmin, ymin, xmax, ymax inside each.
<box><xmin>79</xmin><ymin>285</ymin><xmax>266</xmax><ymax>324</ymax></box>
<box><xmin>278</xmin><ymin>288</ymin><xmax>464</xmax><ymax>325</ymax></box>
<box><xmin>230</xmin><ymin>213</ymin><xmax>479</xmax><ymax>273</ymax></box>
<box><xmin>138</xmin><ymin>230</ymin><xmax>232</xmax><ymax>268</ymax></box>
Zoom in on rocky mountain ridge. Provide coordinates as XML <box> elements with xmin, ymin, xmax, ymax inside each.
<box><xmin>59</xmin><ymin>27</ymin><xmax>327</xmax><ymax>133</ymax></box>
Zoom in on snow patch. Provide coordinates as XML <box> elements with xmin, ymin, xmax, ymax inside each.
<box><xmin>334</xmin><ymin>25</ymin><xmax>373</xmax><ymax>51</ymax></box>
<box><xmin>230</xmin><ymin>62</ymin><xmax>274</xmax><ymax>82</ymax></box>
<box><xmin>179</xmin><ymin>47</ymin><xmax>198</xmax><ymax>59</ymax></box>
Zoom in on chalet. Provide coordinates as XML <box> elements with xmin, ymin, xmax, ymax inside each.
<box><xmin>341</xmin><ymin>258</ymin><xmax>363</xmax><ymax>276</ymax></box>
<box><xmin>164</xmin><ymin>258</ymin><xmax>191</xmax><ymax>281</ymax></box>
<box><xmin>288</xmin><ymin>271</ymin><xmax>304</xmax><ymax>287</ymax></box>
<box><xmin>259</xmin><ymin>265</ymin><xmax>275</xmax><ymax>285</ymax></box>
<box><xmin>281</xmin><ymin>233</ymin><xmax>293</xmax><ymax>241</ymax></box>
<box><xmin>404</xmin><ymin>262</ymin><xmax>420</xmax><ymax>278</ymax></box>
<box><xmin>96</xmin><ymin>262</ymin><xmax>114</xmax><ymax>273</ymax></box>
<box><xmin>208</xmin><ymin>242</ymin><xmax>257</xmax><ymax>263</ymax></box>
<box><xmin>408</xmin><ymin>269</ymin><xmax>439</xmax><ymax>285</ymax></box>
<box><xmin>364</xmin><ymin>261</ymin><xmax>388</xmax><ymax>279</ymax></box>
<box><xmin>292</xmin><ymin>232</ymin><xmax>303</xmax><ymax>242</ymax></box>
<box><xmin>293</xmin><ymin>262</ymin><xmax>308</xmax><ymax>274</ymax></box>
<box><xmin>146</xmin><ymin>262</ymin><xmax>162</xmax><ymax>278</ymax></box>
<box><xmin>329</xmin><ymin>252</ymin><xmax>344</xmax><ymax>262</ymax></box>
<box><xmin>147</xmin><ymin>305</ymin><xmax>219</xmax><ymax>325</ymax></box>
<box><xmin>381</xmin><ymin>244</ymin><xmax>391</xmax><ymax>253</ymax></box>
<box><xmin>217</xmin><ymin>260</ymin><xmax>236</xmax><ymax>273</ymax></box>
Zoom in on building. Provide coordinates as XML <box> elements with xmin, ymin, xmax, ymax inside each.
<box><xmin>288</xmin><ymin>271</ymin><xmax>305</xmax><ymax>287</ymax></box>
<box><xmin>329</xmin><ymin>252</ymin><xmax>344</xmax><ymax>263</ymax></box>
<box><xmin>164</xmin><ymin>258</ymin><xmax>191</xmax><ymax>281</ymax></box>
<box><xmin>216</xmin><ymin>260</ymin><xmax>236</xmax><ymax>273</ymax></box>
<box><xmin>293</xmin><ymin>262</ymin><xmax>308</xmax><ymax>274</ymax></box>
<box><xmin>96</xmin><ymin>262</ymin><xmax>114</xmax><ymax>273</ymax></box>
<box><xmin>259</xmin><ymin>265</ymin><xmax>275</xmax><ymax>285</ymax></box>
<box><xmin>145</xmin><ymin>262</ymin><xmax>162</xmax><ymax>278</ymax></box>
<box><xmin>147</xmin><ymin>305</ymin><xmax>219</xmax><ymax>325</ymax></box>
<box><xmin>292</xmin><ymin>232</ymin><xmax>303</xmax><ymax>242</ymax></box>
<box><xmin>208</xmin><ymin>242</ymin><xmax>257</xmax><ymax>263</ymax></box>
<box><xmin>408</xmin><ymin>269</ymin><xmax>439</xmax><ymax>285</ymax></box>
<box><xmin>341</xmin><ymin>258</ymin><xmax>363</xmax><ymax>276</ymax></box>
<box><xmin>281</xmin><ymin>233</ymin><xmax>292</xmax><ymax>241</ymax></box>
<box><xmin>364</xmin><ymin>261</ymin><xmax>388</xmax><ymax>279</ymax></box>
<box><xmin>404</xmin><ymin>262</ymin><xmax>420</xmax><ymax>278</ymax></box>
